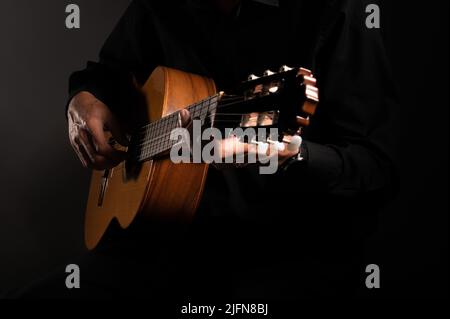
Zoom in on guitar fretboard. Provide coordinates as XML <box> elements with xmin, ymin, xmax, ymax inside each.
<box><xmin>133</xmin><ymin>94</ymin><xmax>220</xmax><ymax>162</ymax></box>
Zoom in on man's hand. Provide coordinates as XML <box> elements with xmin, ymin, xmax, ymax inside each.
<box><xmin>178</xmin><ymin>109</ymin><xmax>301</xmax><ymax>167</ymax></box>
<box><xmin>68</xmin><ymin>91</ymin><xmax>129</xmax><ymax>170</ymax></box>
<box><xmin>216</xmin><ymin>135</ymin><xmax>301</xmax><ymax>167</ymax></box>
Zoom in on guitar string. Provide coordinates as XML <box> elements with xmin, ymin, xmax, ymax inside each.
<box><xmin>134</xmin><ymin>95</ymin><xmax>264</xmax><ymax>156</ymax></box>
<box><xmin>135</xmin><ymin>106</ymin><xmax>279</xmax><ymax>158</ymax></box>
<box><xmin>137</xmin><ymin>95</ymin><xmax>245</xmax><ymax>133</ymax></box>
<box><xmin>135</xmin><ymin>112</ymin><xmax>273</xmax><ymax>149</ymax></box>
<box><xmin>137</xmin><ymin>94</ymin><xmax>227</xmax><ymax>131</ymax></box>
<box><xmin>132</xmin><ymin>94</ymin><xmax>281</xmax><ymax>160</ymax></box>
<box><xmin>136</xmin><ymin>97</ymin><xmax>261</xmax><ymax>144</ymax></box>
<box><xmin>134</xmin><ymin>68</ymin><xmax>300</xmax><ymax>140</ymax></box>
<box><xmin>134</xmin><ymin>118</ymin><xmax>279</xmax><ymax>162</ymax></box>
<box><xmin>134</xmin><ymin>98</ymin><xmax>251</xmax><ymax>151</ymax></box>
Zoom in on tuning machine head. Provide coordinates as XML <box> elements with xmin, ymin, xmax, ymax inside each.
<box><xmin>263</xmin><ymin>69</ymin><xmax>276</xmax><ymax>77</ymax></box>
<box><xmin>279</xmin><ymin>65</ymin><xmax>293</xmax><ymax>73</ymax></box>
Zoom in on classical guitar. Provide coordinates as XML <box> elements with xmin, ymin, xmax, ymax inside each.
<box><xmin>84</xmin><ymin>66</ymin><xmax>319</xmax><ymax>249</ymax></box>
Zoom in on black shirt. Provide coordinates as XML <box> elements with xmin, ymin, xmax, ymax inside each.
<box><xmin>68</xmin><ymin>0</ymin><xmax>396</xmax><ymax>268</ymax></box>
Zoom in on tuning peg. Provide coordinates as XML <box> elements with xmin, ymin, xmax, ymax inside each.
<box><xmin>248</xmin><ymin>74</ymin><xmax>259</xmax><ymax>81</ymax></box>
<box><xmin>263</xmin><ymin>70</ymin><xmax>275</xmax><ymax>77</ymax></box>
<box><xmin>279</xmin><ymin>65</ymin><xmax>293</xmax><ymax>73</ymax></box>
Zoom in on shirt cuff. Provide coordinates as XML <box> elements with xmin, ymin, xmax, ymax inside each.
<box><xmin>281</xmin><ymin>140</ymin><xmax>344</xmax><ymax>191</ymax></box>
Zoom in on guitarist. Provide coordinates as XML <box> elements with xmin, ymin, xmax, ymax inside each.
<box><xmin>26</xmin><ymin>0</ymin><xmax>396</xmax><ymax>299</ymax></box>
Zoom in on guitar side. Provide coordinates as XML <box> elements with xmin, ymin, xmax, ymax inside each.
<box><xmin>84</xmin><ymin>66</ymin><xmax>216</xmax><ymax>250</ymax></box>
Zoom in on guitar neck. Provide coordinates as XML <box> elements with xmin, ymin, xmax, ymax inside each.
<box><xmin>130</xmin><ymin>94</ymin><xmax>221</xmax><ymax>162</ymax></box>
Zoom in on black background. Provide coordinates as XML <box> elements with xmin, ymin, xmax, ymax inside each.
<box><xmin>0</xmin><ymin>0</ymin><xmax>448</xmax><ymax>298</ymax></box>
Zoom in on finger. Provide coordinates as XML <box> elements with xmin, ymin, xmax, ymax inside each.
<box><xmin>105</xmin><ymin>116</ymin><xmax>129</xmax><ymax>147</ymax></box>
<box><xmin>179</xmin><ymin>109</ymin><xmax>192</xmax><ymax>128</ymax></box>
<box><xmin>68</xmin><ymin>119</ymin><xmax>88</xmax><ymax>168</ymax></box>
<box><xmin>76</xmin><ymin>139</ymin><xmax>114</xmax><ymax>170</ymax></box>
<box><xmin>87</xmin><ymin>119</ymin><xmax>126</xmax><ymax>163</ymax></box>
<box><xmin>71</xmin><ymin>138</ymin><xmax>89</xmax><ymax>168</ymax></box>
<box><xmin>78</xmin><ymin>129</ymin><xmax>97</xmax><ymax>163</ymax></box>
<box><xmin>71</xmin><ymin>124</ymin><xmax>113</xmax><ymax>169</ymax></box>
<box><xmin>218</xmin><ymin>136</ymin><xmax>243</xmax><ymax>160</ymax></box>
<box><xmin>274</xmin><ymin>136</ymin><xmax>302</xmax><ymax>165</ymax></box>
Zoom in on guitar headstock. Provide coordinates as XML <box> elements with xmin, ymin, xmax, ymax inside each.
<box><xmin>216</xmin><ymin>65</ymin><xmax>319</xmax><ymax>140</ymax></box>
<box><xmin>243</xmin><ymin>65</ymin><xmax>318</xmax><ymax>133</ymax></box>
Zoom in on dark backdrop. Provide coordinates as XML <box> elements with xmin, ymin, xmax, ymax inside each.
<box><xmin>0</xmin><ymin>0</ymin><xmax>448</xmax><ymax>298</ymax></box>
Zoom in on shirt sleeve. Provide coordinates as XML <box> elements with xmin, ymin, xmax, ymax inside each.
<box><xmin>67</xmin><ymin>0</ymin><xmax>163</xmax><ymax>119</ymax></box>
<box><xmin>284</xmin><ymin>0</ymin><xmax>398</xmax><ymax>198</ymax></box>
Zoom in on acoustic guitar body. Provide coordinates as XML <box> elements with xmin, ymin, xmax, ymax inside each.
<box><xmin>84</xmin><ymin>67</ymin><xmax>216</xmax><ymax>250</ymax></box>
